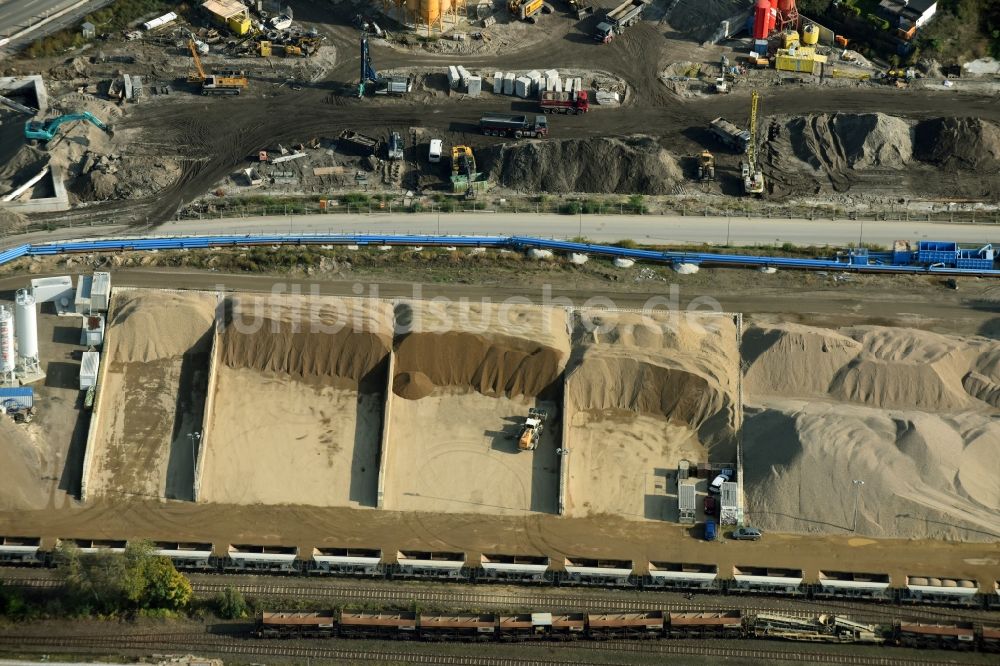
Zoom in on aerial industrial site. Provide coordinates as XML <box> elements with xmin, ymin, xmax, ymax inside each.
<box><xmin>0</xmin><ymin>0</ymin><xmax>998</xmax><ymax>664</ymax></box>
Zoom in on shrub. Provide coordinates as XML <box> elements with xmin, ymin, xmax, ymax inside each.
<box><xmin>216</xmin><ymin>586</ymin><xmax>249</xmax><ymax>620</ymax></box>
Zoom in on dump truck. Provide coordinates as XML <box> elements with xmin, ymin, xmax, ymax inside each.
<box><xmin>540</xmin><ymin>89</ymin><xmax>589</xmax><ymax>114</ymax></box>
<box><xmin>517</xmin><ymin>408</ymin><xmax>548</xmax><ymax>451</ymax></box>
<box><xmin>508</xmin><ymin>0</ymin><xmax>550</xmax><ymax>23</ymax></box>
<box><xmin>479</xmin><ymin>113</ymin><xmax>548</xmax><ymax>138</ymax></box>
<box><xmin>709</xmin><ymin>117</ymin><xmax>750</xmax><ymax>152</ymax></box>
<box><xmin>338</xmin><ymin>130</ymin><xmax>379</xmax><ymax>156</ymax></box>
<box><xmin>594</xmin><ymin>0</ymin><xmax>647</xmax><ymax>43</ymax></box>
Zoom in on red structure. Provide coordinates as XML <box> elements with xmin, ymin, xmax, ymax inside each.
<box><xmin>752</xmin><ymin>0</ymin><xmax>777</xmax><ymax>40</ymax></box>
<box><xmin>775</xmin><ymin>0</ymin><xmax>800</xmax><ymax>32</ymax></box>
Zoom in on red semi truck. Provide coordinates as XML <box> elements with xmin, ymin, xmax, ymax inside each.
<box><xmin>540</xmin><ymin>90</ymin><xmax>589</xmax><ymax>114</ymax></box>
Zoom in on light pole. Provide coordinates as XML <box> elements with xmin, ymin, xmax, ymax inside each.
<box><xmin>851</xmin><ymin>479</ymin><xmax>865</xmax><ymax>532</ymax></box>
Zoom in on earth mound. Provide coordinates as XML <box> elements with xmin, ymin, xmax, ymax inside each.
<box><xmin>481</xmin><ymin>136</ymin><xmax>682</xmax><ymax>194</ymax></box>
<box><xmin>913</xmin><ymin>117</ymin><xmax>1000</xmax><ymax>170</ymax></box>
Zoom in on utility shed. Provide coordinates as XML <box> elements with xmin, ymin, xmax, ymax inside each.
<box><xmin>74</xmin><ymin>275</ymin><xmax>93</xmax><ymax>315</ymax></box>
<box><xmin>91</xmin><ymin>272</ymin><xmax>111</xmax><ymax>311</ymax></box>
<box><xmin>201</xmin><ymin>0</ymin><xmax>251</xmax><ymax>34</ymax></box>
<box><xmin>80</xmin><ymin>351</ymin><xmax>99</xmax><ymax>390</ymax></box>
<box><xmin>678</xmin><ymin>479</ymin><xmax>696</xmax><ymax>524</ymax></box>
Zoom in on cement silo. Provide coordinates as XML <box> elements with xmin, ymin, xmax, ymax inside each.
<box><xmin>0</xmin><ymin>306</ymin><xmax>15</xmax><ymax>384</ymax></box>
<box><xmin>15</xmin><ymin>289</ymin><xmax>40</xmax><ymax>376</ymax></box>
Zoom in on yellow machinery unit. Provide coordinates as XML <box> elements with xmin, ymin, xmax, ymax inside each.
<box><xmin>508</xmin><ymin>0</ymin><xmax>545</xmax><ymax>22</ymax></box>
<box><xmin>802</xmin><ymin>23</ymin><xmax>819</xmax><ymax>45</ymax></box>
<box><xmin>201</xmin><ymin>0</ymin><xmax>251</xmax><ymax>35</ymax></box>
<box><xmin>188</xmin><ymin>39</ymin><xmax>248</xmax><ymax>95</ymax></box>
<box><xmin>775</xmin><ymin>46</ymin><xmax>827</xmax><ymax>75</ymax></box>
<box><xmin>451</xmin><ymin>145</ymin><xmax>475</xmax><ymax>175</ymax></box>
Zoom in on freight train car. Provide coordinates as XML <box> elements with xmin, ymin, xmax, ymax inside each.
<box><xmin>252</xmin><ymin>610</ymin><xmax>999</xmax><ymax>653</ymax></box>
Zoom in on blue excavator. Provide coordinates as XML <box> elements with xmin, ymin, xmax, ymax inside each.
<box><xmin>24</xmin><ymin>111</ymin><xmax>113</xmax><ymax>146</ymax></box>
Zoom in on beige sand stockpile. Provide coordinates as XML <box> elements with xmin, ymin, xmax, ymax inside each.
<box><xmin>565</xmin><ymin>311</ymin><xmax>740</xmax><ymax>519</ymax></box>
<box><xmin>742</xmin><ymin>323</ymin><xmax>1000</xmax><ymax>541</ymax></box>
<box><xmin>0</xmin><ymin>419</ymin><xmax>48</xmax><ymax>511</ymax></box>
<box><xmin>392</xmin><ymin>300</ymin><xmax>571</xmax><ymax>400</ymax></box>
<box><xmin>200</xmin><ymin>295</ymin><xmax>393</xmax><ymax>507</ymax></box>
<box><xmin>89</xmin><ymin>290</ymin><xmax>216</xmax><ymax>500</ymax></box>
<box><xmin>218</xmin><ymin>295</ymin><xmax>392</xmax><ymax>385</ymax></box>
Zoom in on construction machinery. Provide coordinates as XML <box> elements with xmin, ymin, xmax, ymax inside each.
<box><xmin>24</xmin><ymin>111</ymin><xmax>112</xmax><ymax>146</ymax></box>
<box><xmin>187</xmin><ymin>39</ymin><xmax>247</xmax><ymax>95</ymax></box>
<box><xmin>479</xmin><ymin>114</ymin><xmax>548</xmax><ymax>138</ymax></box>
<box><xmin>508</xmin><ymin>0</ymin><xmax>548</xmax><ymax>23</ymax></box>
<box><xmin>357</xmin><ymin>35</ymin><xmax>378</xmax><ymax>97</ymax></box>
<box><xmin>594</xmin><ymin>0</ymin><xmax>647</xmax><ymax>43</ymax></box>
<box><xmin>3</xmin><ymin>404</ymin><xmax>35</xmax><ymax>424</ymax></box>
<box><xmin>741</xmin><ymin>90</ymin><xmax>765</xmax><ymax>195</ymax></box>
<box><xmin>517</xmin><ymin>408</ymin><xmax>548</xmax><ymax>451</ymax></box>
<box><xmin>449</xmin><ymin>146</ymin><xmax>478</xmax><ymax>199</ymax></box>
<box><xmin>697</xmin><ymin>150</ymin><xmax>715</xmax><ymax>181</ymax></box>
<box><xmin>387</xmin><ymin>131</ymin><xmax>404</xmax><ymax>161</ymax></box>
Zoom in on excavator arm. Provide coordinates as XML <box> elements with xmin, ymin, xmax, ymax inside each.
<box><xmin>24</xmin><ymin>111</ymin><xmax>112</xmax><ymax>143</ymax></box>
<box><xmin>187</xmin><ymin>39</ymin><xmax>207</xmax><ymax>82</ymax></box>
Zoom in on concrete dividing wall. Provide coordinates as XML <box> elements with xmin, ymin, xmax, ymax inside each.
<box><xmin>375</xmin><ymin>350</ymin><xmax>396</xmax><ymax>509</ymax></box>
<box><xmin>733</xmin><ymin>312</ymin><xmax>747</xmax><ymax>524</ymax></box>
<box><xmin>557</xmin><ymin>372</ymin><xmax>572</xmax><ymax>516</ymax></box>
<box><xmin>193</xmin><ymin>293</ymin><xmax>223</xmax><ymax>502</ymax></box>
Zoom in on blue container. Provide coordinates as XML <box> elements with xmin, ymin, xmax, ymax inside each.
<box><xmin>0</xmin><ymin>387</ymin><xmax>33</xmax><ymax>410</ymax></box>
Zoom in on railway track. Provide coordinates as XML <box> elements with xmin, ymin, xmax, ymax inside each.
<box><xmin>0</xmin><ymin>632</ymin><xmax>975</xmax><ymax>666</ymax></box>
<box><xmin>5</xmin><ymin>575</ymin><xmax>995</xmax><ymax>626</ymax></box>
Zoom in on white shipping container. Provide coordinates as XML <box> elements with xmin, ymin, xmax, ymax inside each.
<box><xmin>493</xmin><ymin>72</ymin><xmax>504</xmax><ymax>94</ymax></box>
<box><xmin>74</xmin><ymin>275</ymin><xmax>93</xmax><ymax>315</ymax></box>
<box><xmin>457</xmin><ymin>65</ymin><xmax>471</xmax><ymax>87</ymax></box>
<box><xmin>142</xmin><ymin>11</ymin><xmax>177</xmax><ymax>31</ymax></box>
<box><xmin>467</xmin><ymin>76</ymin><xmax>482</xmax><ymax>97</ymax></box>
<box><xmin>91</xmin><ymin>272</ymin><xmax>111</xmax><ymax>311</ymax></box>
<box><xmin>678</xmin><ymin>480</ymin><xmax>696</xmax><ymax>511</ymax></box>
<box><xmin>80</xmin><ymin>351</ymin><xmax>100</xmax><ymax>390</ymax></box>
<box><xmin>447</xmin><ymin>65</ymin><xmax>460</xmax><ymax>89</ymax></box>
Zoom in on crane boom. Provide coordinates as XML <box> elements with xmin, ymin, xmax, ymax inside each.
<box><xmin>747</xmin><ymin>90</ymin><xmax>758</xmax><ymax>168</ymax></box>
<box><xmin>187</xmin><ymin>39</ymin><xmax>206</xmax><ymax>81</ymax></box>
<box><xmin>742</xmin><ymin>90</ymin><xmax>765</xmax><ymax>195</ymax></box>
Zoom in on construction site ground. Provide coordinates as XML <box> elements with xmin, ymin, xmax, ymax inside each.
<box><xmin>0</xmin><ymin>256</ymin><xmax>998</xmax><ymax>592</ymax></box>
<box><xmin>2</xmin><ymin>0</ymin><xmax>999</xmax><ymax>229</ymax></box>
<box><xmin>382</xmin><ymin>390</ymin><xmax>562</xmax><ymax>516</ymax></box>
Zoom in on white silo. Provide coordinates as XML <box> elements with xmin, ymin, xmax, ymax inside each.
<box><xmin>15</xmin><ymin>289</ymin><xmax>41</xmax><ymax>377</ymax></box>
<box><xmin>0</xmin><ymin>306</ymin><xmax>15</xmax><ymax>384</ymax></box>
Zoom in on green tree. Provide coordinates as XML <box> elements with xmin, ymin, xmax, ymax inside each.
<box><xmin>55</xmin><ymin>542</ymin><xmax>126</xmax><ymax>612</ymax></box>
<box><xmin>143</xmin><ymin>557</ymin><xmax>192</xmax><ymax>609</ymax></box>
<box><xmin>216</xmin><ymin>585</ymin><xmax>249</xmax><ymax>619</ymax></box>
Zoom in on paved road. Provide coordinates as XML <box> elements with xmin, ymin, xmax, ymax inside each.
<box><xmin>0</xmin><ymin>0</ymin><xmax>109</xmax><ymax>50</ymax></box>
<box><xmin>149</xmin><ymin>213</ymin><xmax>1000</xmax><ymax>249</ymax></box>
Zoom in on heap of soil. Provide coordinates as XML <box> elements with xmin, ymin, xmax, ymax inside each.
<box><xmin>668</xmin><ymin>0</ymin><xmax>748</xmax><ymax>41</ymax></box>
<box><xmin>743</xmin><ymin>324</ymin><xmax>998</xmax><ymax>412</ymax></box>
<box><xmin>787</xmin><ymin>113</ymin><xmax>913</xmax><ymax>172</ymax></box>
<box><xmin>107</xmin><ymin>291</ymin><xmax>217</xmax><ymax>363</ymax></box>
<box><xmin>0</xmin><ymin>419</ymin><xmax>47</xmax><ymax>511</ymax></box>
<box><xmin>75</xmin><ymin>155</ymin><xmax>182</xmax><ymax>202</ymax></box>
<box><xmin>481</xmin><ymin>136</ymin><xmax>682</xmax><ymax>194</ymax></box>
<box><xmin>393</xmin><ymin>331</ymin><xmax>564</xmax><ymax>399</ymax></box>
<box><xmin>742</xmin><ymin>402</ymin><xmax>1000</xmax><ymax>541</ymax></box>
<box><xmin>392</xmin><ymin>371</ymin><xmax>435</xmax><ymax>400</ymax></box>
<box><xmin>566</xmin><ymin>349</ymin><xmax>732</xmax><ymax>429</ymax></box>
<box><xmin>913</xmin><ymin>117</ymin><xmax>1000</xmax><ymax>170</ymax></box>
<box><xmin>219</xmin><ymin>295</ymin><xmax>392</xmax><ymax>385</ymax></box>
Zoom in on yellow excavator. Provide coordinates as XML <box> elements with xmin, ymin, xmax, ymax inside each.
<box><xmin>517</xmin><ymin>409</ymin><xmax>548</xmax><ymax>451</ymax></box>
<box><xmin>187</xmin><ymin>39</ymin><xmax>248</xmax><ymax>95</ymax></box>
<box><xmin>508</xmin><ymin>0</ymin><xmax>548</xmax><ymax>22</ymax></box>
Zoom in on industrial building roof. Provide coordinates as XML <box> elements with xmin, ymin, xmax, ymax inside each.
<box><xmin>201</xmin><ymin>0</ymin><xmax>248</xmax><ymax>20</ymax></box>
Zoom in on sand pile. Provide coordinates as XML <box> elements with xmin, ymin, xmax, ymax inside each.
<box><xmin>75</xmin><ymin>155</ymin><xmax>182</xmax><ymax>201</ymax></box>
<box><xmin>913</xmin><ymin>117</ymin><xmax>1000</xmax><ymax>170</ymax></box>
<box><xmin>787</xmin><ymin>113</ymin><xmax>913</xmax><ymax>172</ymax></box>
<box><xmin>107</xmin><ymin>291</ymin><xmax>217</xmax><ymax>363</ymax></box>
<box><xmin>566</xmin><ymin>349</ymin><xmax>731</xmax><ymax>429</ymax></box>
<box><xmin>0</xmin><ymin>418</ymin><xmax>47</xmax><ymax>511</ymax></box>
<box><xmin>567</xmin><ymin>310</ymin><xmax>739</xmax><ymax>451</ymax></box>
<box><xmin>744</xmin><ymin>324</ymin><xmax>996</xmax><ymax>412</ymax></box>
<box><xmin>219</xmin><ymin>295</ymin><xmax>393</xmax><ymax>385</ymax></box>
<box><xmin>393</xmin><ymin>300</ymin><xmax>570</xmax><ymax>399</ymax></box>
<box><xmin>742</xmin><ymin>400</ymin><xmax>1000</xmax><ymax>541</ymax></box>
<box><xmin>481</xmin><ymin>136</ymin><xmax>683</xmax><ymax>194</ymax></box>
